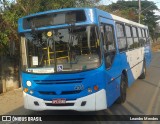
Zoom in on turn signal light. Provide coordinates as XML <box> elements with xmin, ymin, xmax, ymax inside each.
<box><xmin>24</xmin><ymin>88</ymin><xmax>29</xmax><ymax>93</ymax></box>
<box><xmin>94</xmin><ymin>85</ymin><xmax>99</xmax><ymax>91</ymax></box>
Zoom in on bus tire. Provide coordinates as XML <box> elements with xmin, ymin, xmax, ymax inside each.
<box><xmin>116</xmin><ymin>74</ymin><xmax>127</xmax><ymax>104</ymax></box>
<box><xmin>139</xmin><ymin>61</ymin><xmax>146</xmax><ymax>79</ymax></box>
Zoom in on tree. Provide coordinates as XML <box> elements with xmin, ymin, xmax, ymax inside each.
<box><xmin>0</xmin><ymin>0</ymin><xmax>100</xmax><ymax>56</ymax></box>
<box><xmin>98</xmin><ymin>1</ymin><xmax>160</xmax><ymax>40</ymax></box>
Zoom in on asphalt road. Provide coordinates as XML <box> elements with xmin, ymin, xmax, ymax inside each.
<box><xmin>3</xmin><ymin>52</ymin><xmax>160</xmax><ymax>124</ymax></box>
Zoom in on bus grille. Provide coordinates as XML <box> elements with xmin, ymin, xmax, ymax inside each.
<box><xmin>34</xmin><ymin>78</ymin><xmax>84</xmax><ymax>84</ymax></box>
<box><xmin>39</xmin><ymin>90</ymin><xmax>82</xmax><ymax>95</ymax></box>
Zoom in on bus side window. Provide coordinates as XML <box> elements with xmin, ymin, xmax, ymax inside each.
<box><xmin>125</xmin><ymin>25</ymin><xmax>134</xmax><ymax>49</ymax></box>
<box><xmin>116</xmin><ymin>23</ymin><xmax>127</xmax><ymax>52</ymax></box>
<box><xmin>145</xmin><ymin>29</ymin><xmax>150</xmax><ymax>45</ymax></box>
<box><xmin>132</xmin><ymin>27</ymin><xmax>139</xmax><ymax>48</ymax></box>
<box><xmin>145</xmin><ymin>29</ymin><xmax>148</xmax><ymax>38</ymax></box>
<box><xmin>104</xmin><ymin>25</ymin><xmax>116</xmax><ymax>69</ymax></box>
<box><xmin>138</xmin><ymin>27</ymin><xmax>144</xmax><ymax>47</ymax></box>
<box><xmin>141</xmin><ymin>28</ymin><xmax>146</xmax><ymax>45</ymax></box>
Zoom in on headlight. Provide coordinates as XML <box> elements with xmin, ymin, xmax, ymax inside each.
<box><xmin>26</xmin><ymin>81</ymin><xmax>32</xmax><ymax>87</ymax></box>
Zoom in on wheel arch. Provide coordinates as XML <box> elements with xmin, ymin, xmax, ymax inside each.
<box><xmin>122</xmin><ymin>69</ymin><xmax>128</xmax><ymax>88</ymax></box>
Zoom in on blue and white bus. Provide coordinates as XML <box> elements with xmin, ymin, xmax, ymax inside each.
<box><xmin>18</xmin><ymin>8</ymin><xmax>152</xmax><ymax>111</ymax></box>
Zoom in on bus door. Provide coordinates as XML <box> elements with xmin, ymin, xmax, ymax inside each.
<box><xmin>99</xmin><ymin>17</ymin><xmax>120</xmax><ymax>106</ymax></box>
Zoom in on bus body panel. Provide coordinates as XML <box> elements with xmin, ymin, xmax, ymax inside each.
<box><xmin>126</xmin><ymin>47</ymin><xmax>144</xmax><ymax>86</ymax></box>
<box><xmin>23</xmin><ymin>89</ymin><xmax>107</xmax><ymax>111</ymax></box>
<box><xmin>21</xmin><ymin>64</ymin><xmax>108</xmax><ymax>111</ymax></box>
<box><xmin>22</xmin><ymin>66</ymin><xmax>106</xmax><ymax>100</ymax></box>
<box><xmin>144</xmin><ymin>44</ymin><xmax>152</xmax><ymax>67</ymax></box>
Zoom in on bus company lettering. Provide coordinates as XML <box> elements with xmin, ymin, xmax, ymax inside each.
<box><xmin>27</xmin><ymin>117</ymin><xmax>42</xmax><ymax>121</ymax></box>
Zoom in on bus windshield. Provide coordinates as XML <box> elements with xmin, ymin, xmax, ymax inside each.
<box><xmin>21</xmin><ymin>25</ymin><xmax>101</xmax><ymax>73</ymax></box>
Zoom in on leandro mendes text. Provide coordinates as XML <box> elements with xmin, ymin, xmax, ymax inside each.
<box><xmin>130</xmin><ymin>116</ymin><xmax>158</xmax><ymax>121</ymax></box>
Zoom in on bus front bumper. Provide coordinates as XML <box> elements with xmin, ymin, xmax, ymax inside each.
<box><xmin>23</xmin><ymin>89</ymin><xmax>107</xmax><ymax>111</ymax></box>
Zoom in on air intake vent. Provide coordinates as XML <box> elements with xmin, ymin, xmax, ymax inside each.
<box><xmin>34</xmin><ymin>78</ymin><xmax>84</xmax><ymax>84</ymax></box>
<box><xmin>39</xmin><ymin>90</ymin><xmax>82</xmax><ymax>95</ymax></box>
<box><xmin>39</xmin><ymin>91</ymin><xmax>56</xmax><ymax>95</ymax></box>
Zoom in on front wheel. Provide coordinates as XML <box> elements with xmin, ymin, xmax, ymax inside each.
<box><xmin>116</xmin><ymin>74</ymin><xmax>127</xmax><ymax>104</ymax></box>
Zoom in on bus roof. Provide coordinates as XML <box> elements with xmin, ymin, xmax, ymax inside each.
<box><xmin>19</xmin><ymin>7</ymin><xmax>148</xmax><ymax>29</ymax></box>
<box><xmin>111</xmin><ymin>14</ymin><xmax>148</xmax><ymax>28</ymax></box>
<box><xmin>21</xmin><ymin>8</ymin><xmax>93</xmax><ymax>19</ymax></box>
<box><xmin>94</xmin><ymin>8</ymin><xmax>148</xmax><ymax>29</ymax></box>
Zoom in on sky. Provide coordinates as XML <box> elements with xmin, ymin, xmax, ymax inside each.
<box><xmin>100</xmin><ymin>0</ymin><xmax>160</xmax><ymax>16</ymax></box>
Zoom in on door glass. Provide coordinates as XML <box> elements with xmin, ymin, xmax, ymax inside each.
<box><xmin>101</xmin><ymin>24</ymin><xmax>116</xmax><ymax>69</ymax></box>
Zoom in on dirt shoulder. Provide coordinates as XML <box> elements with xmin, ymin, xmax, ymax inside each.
<box><xmin>152</xmin><ymin>41</ymin><xmax>160</xmax><ymax>52</ymax></box>
<box><xmin>0</xmin><ymin>88</ymin><xmax>23</xmax><ymax>115</ymax></box>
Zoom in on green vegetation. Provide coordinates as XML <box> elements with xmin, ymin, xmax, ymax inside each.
<box><xmin>0</xmin><ymin>0</ymin><xmax>159</xmax><ymax>56</ymax></box>
<box><xmin>98</xmin><ymin>0</ymin><xmax>160</xmax><ymax>40</ymax></box>
<box><xmin>0</xmin><ymin>0</ymin><xmax>100</xmax><ymax>56</ymax></box>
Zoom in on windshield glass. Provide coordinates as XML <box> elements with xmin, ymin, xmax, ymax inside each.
<box><xmin>20</xmin><ymin>25</ymin><xmax>101</xmax><ymax>73</ymax></box>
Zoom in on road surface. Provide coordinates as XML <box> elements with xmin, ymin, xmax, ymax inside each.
<box><xmin>1</xmin><ymin>52</ymin><xmax>160</xmax><ymax>124</ymax></box>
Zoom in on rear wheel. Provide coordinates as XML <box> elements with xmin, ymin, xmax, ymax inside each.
<box><xmin>139</xmin><ymin>61</ymin><xmax>146</xmax><ymax>79</ymax></box>
<box><xmin>116</xmin><ymin>74</ymin><xmax>127</xmax><ymax>104</ymax></box>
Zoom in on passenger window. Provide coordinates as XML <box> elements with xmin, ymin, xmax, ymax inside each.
<box><xmin>138</xmin><ymin>28</ymin><xmax>142</xmax><ymax>37</ymax></box>
<box><xmin>142</xmin><ymin>29</ymin><xmax>145</xmax><ymax>37</ymax></box>
<box><xmin>138</xmin><ymin>28</ymin><xmax>145</xmax><ymax>47</ymax></box>
<box><xmin>145</xmin><ymin>29</ymin><xmax>150</xmax><ymax>44</ymax></box>
<box><xmin>116</xmin><ymin>23</ymin><xmax>127</xmax><ymax>52</ymax></box>
<box><xmin>145</xmin><ymin>29</ymin><xmax>148</xmax><ymax>37</ymax></box>
<box><xmin>132</xmin><ymin>27</ymin><xmax>139</xmax><ymax>48</ymax></box>
<box><xmin>141</xmin><ymin>29</ymin><xmax>146</xmax><ymax>45</ymax></box>
<box><xmin>125</xmin><ymin>25</ymin><xmax>134</xmax><ymax>49</ymax></box>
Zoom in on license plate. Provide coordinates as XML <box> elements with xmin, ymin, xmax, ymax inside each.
<box><xmin>52</xmin><ymin>99</ymin><xmax>66</xmax><ymax>104</ymax></box>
